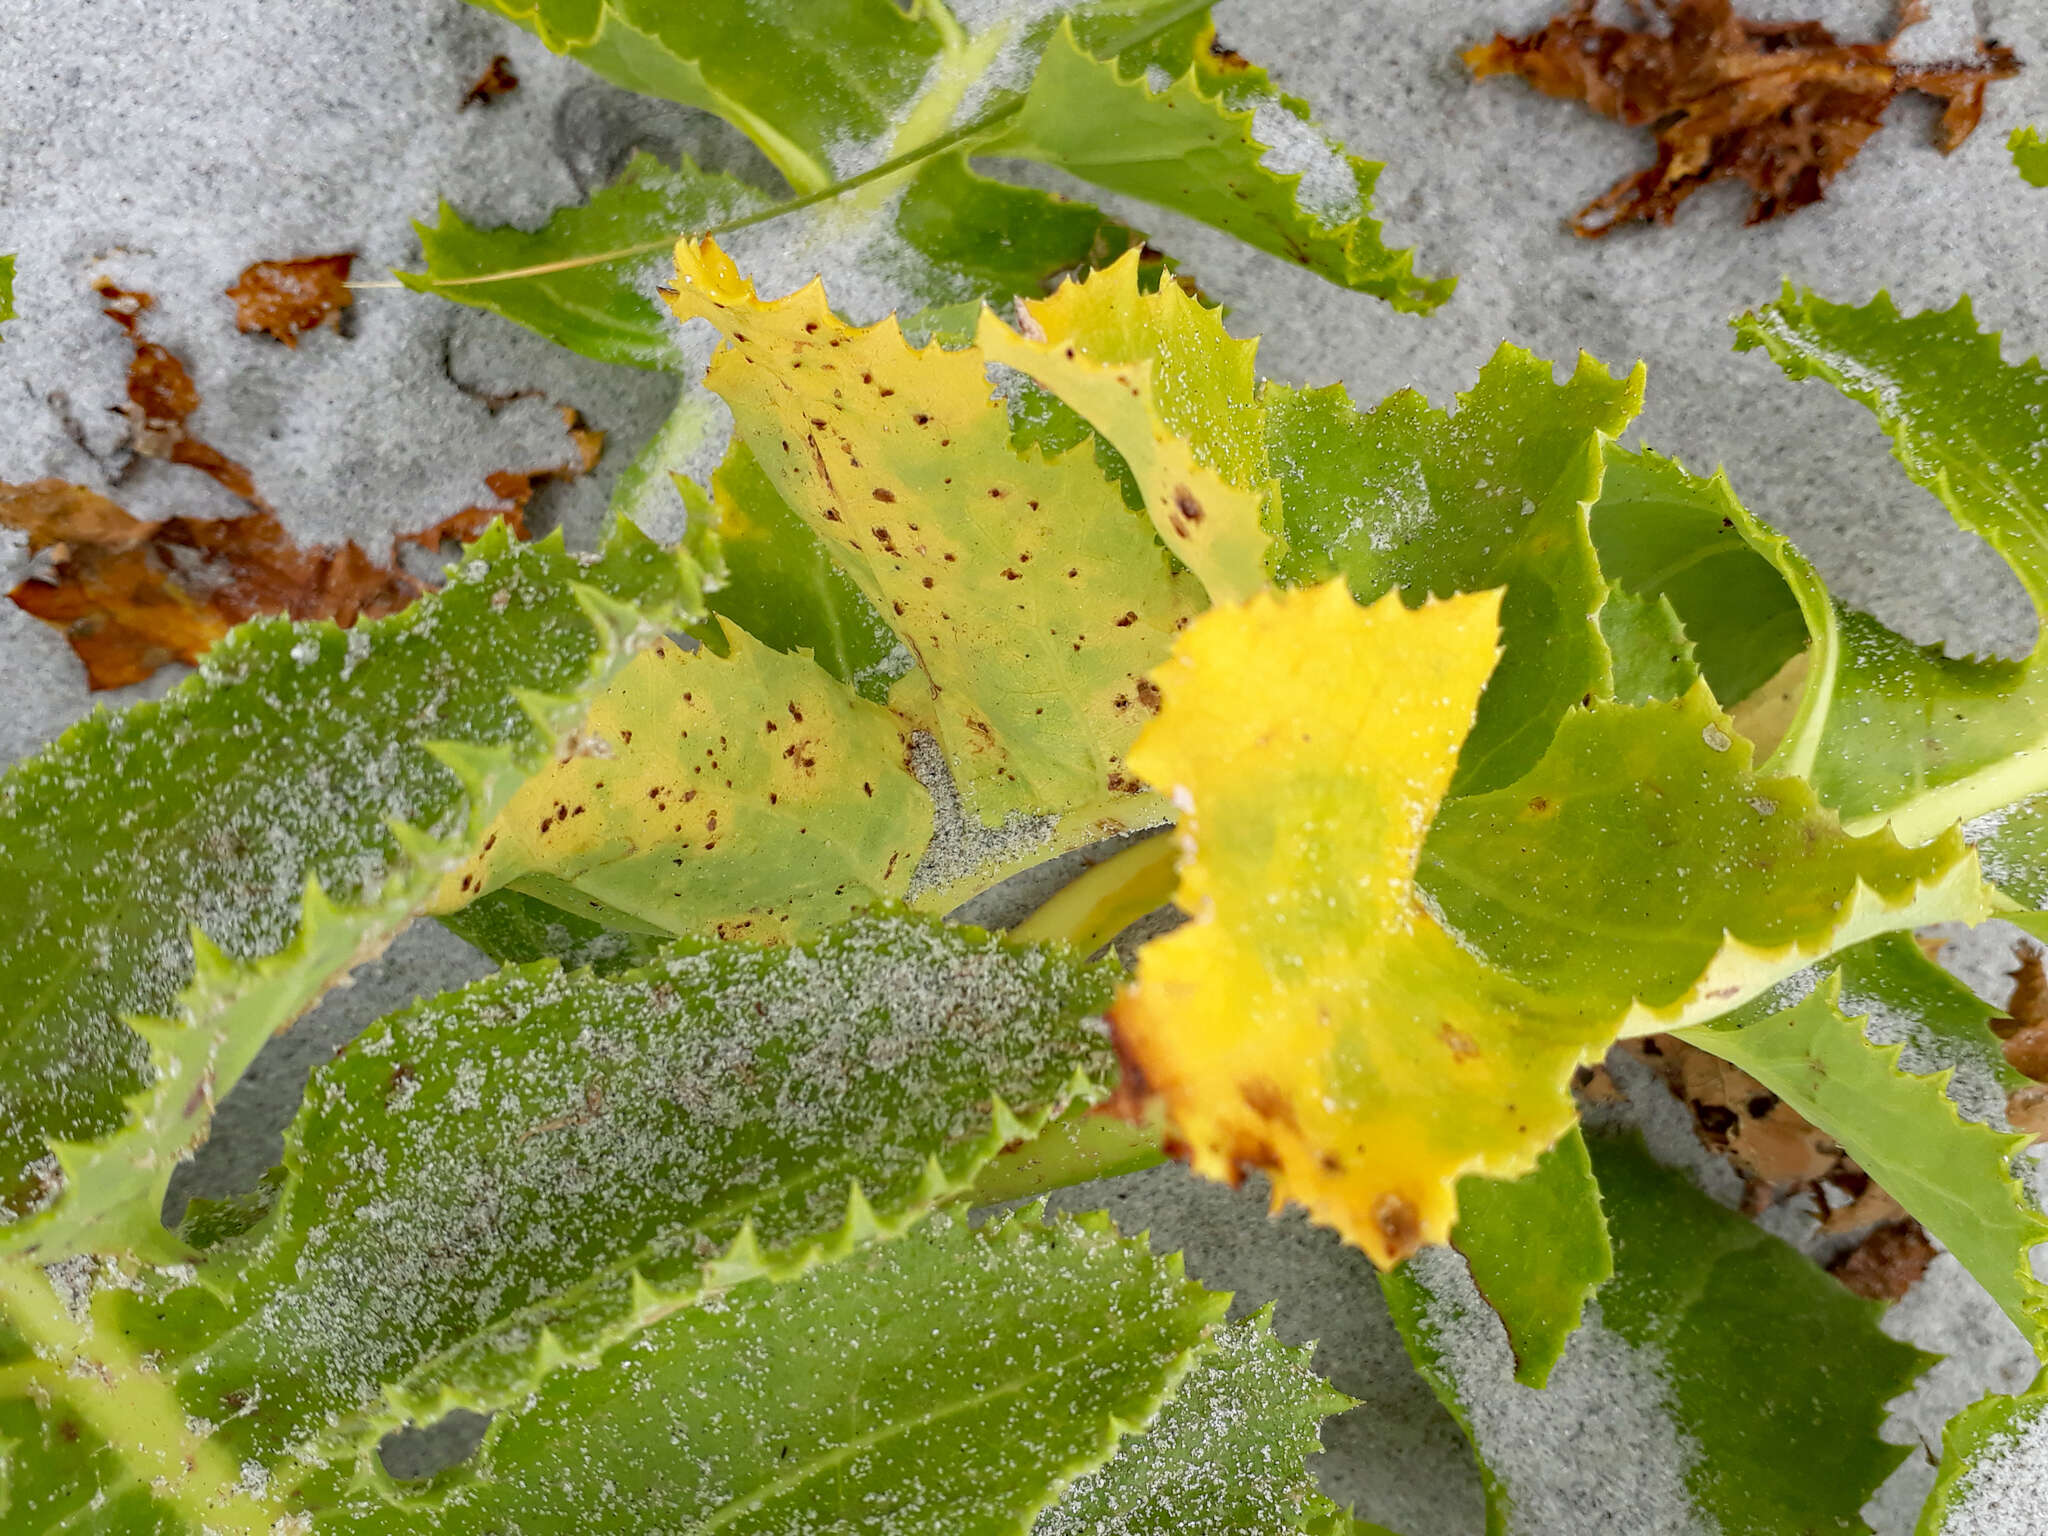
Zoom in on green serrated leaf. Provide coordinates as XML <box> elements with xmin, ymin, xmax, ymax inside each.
<box><xmin>1445</xmin><ymin>1126</ymin><xmax>1611</xmax><ymax>1390</ymax></box>
<box><xmin>1417</xmin><ymin>680</ymin><xmax>1988</xmax><ymax>1029</ymax></box>
<box><xmin>438</xmin><ymin>622</ymin><xmax>932</xmax><ymax>944</ymax></box>
<box><xmin>1265</xmin><ymin>346</ymin><xmax>1643</xmax><ymax>792</ymax></box>
<box><xmin>1733</xmin><ymin>287</ymin><xmax>2048</xmax><ymax>846</ymax></box>
<box><xmin>0</xmin><ymin>255</ymin><xmax>13</xmax><ymax>336</ymax></box>
<box><xmin>0</xmin><ymin>520</ymin><xmax>699</xmax><ymax>1262</ymax></box>
<box><xmin>1588</xmin><ymin>446</ymin><xmax>1818</xmax><ymax>713</ymax></box>
<box><xmin>1919</xmin><ymin>1365</ymin><xmax>2048</xmax><ymax>1533</ymax></box>
<box><xmin>1596</xmin><ymin>583</ymin><xmax>1699</xmax><ymax>705</ymax></box>
<box><xmin>995</xmin><ymin>16</ymin><xmax>1451</xmax><ymax>311</ymax></box>
<box><xmin>1035</xmin><ymin>1307</ymin><xmax>1353</xmax><ymax>1536</ymax></box>
<box><xmin>1680</xmin><ymin>933</ymin><xmax>2048</xmax><ymax>1356</ymax></box>
<box><xmin>1</xmin><ymin>914</ymin><xmax>1122</xmax><ymax>1525</ymax></box>
<box><xmin>886</xmin><ymin>151</ymin><xmax>1157</xmax><ymax>318</ymax></box>
<box><xmin>1385</xmin><ymin>1130</ymin><xmax>1930</xmax><ymax>1536</ymax></box>
<box><xmin>318</xmin><ymin>1208</ymin><xmax>1228</xmax><ymax>1536</ymax></box>
<box><xmin>2013</xmin><ymin>125</ymin><xmax>2048</xmax><ymax>188</ymax></box>
<box><xmin>400</xmin><ymin>152</ymin><xmax>771</xmax><ymax>368</ymax></box>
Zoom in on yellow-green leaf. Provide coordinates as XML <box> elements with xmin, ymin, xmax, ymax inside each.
<box><xmin>436</xmin><ymin>625</ymin><xmax>931</xmax><ymax>944</ymax></box>
<box><xmin>974</xmin><ymin>250</ymin><xmax>1274</xmax><ymax>603</ymax></box>
<box><xmin>663</xmin><ymin>237</ymin><xmax>1201</xmax><ymax>845</ymax></box>
<box><xmin>1113</xmin><ymin>581</ymin><xmax>1612</xmax><ymax>1265</ymax></box>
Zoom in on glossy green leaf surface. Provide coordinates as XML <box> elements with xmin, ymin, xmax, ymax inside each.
<box><xmin>1265</xmin><ymin>346</ymin><xmax>1642</xmax><ymax>791</ymax></box>
<box><xmin>319</xmin><ymin>1209</ymin><xmax>1227</xmax><ymax>1536</ymax></box>
<box><xmin>1596</xmin><ymin>583</ymin><xmax>1698</xmax><ymax>705</ymax></box>
<box><xmin>0</xmin><ymin>521</ymin><xmax>697</xmax><ymax>1262</ymax></box>
<box><xmin>1386</xmin><ymin>1131</ymin><xmax>1930</xmax><ymax>1536</ymax></box>
<box><xmin>995</xmin><ymin>17</ymin><xmax>1451</xmax><ymax>311</ymax></box>
<box><xmin>1682</xmin><ymin>933</ymin><xmax>2048</xmax><ymax>1355</ymax></box>
<box><xmin>1919</xmin><ymin>1366</ymin><xmax>2048</xmax><ymax>1533</ymax></box>
<box><xmin>1446</xmin><ymin>1126</ymin><xmax>1610</xmax><ymax>1389</ymax></box>
<box><xmin>1416</xmin><ymin>681</ymin><xmax>1988</xmax><ymax>1027</ymax></box>
<box><xmin>467</xmin><ymin>0</ymin><xmax>940</xmax><ymax>194</ymax></box>
<box><xmin>0</xmin><ymin>916</ymin><xmax>1120</xmax><ymax>1525</ymax></box>
<box><xmin>1034</xmin><ymin>1308</ymin><xmax>1353</xmax><ymax>1535</ymax></box>
<box><xmin>436</xmin><ymin>884</ymin><xmax>671</xmax><ymax>973</ymax></box>
<box><xmin>443</xmin><ymin>0</ymin><xmax>1442</xmax><ymax>382</ymax></box>
<box><xmin>0</xmin><ymin>254</ymin><xmax>13</xmax><ymax>334</ymax></box>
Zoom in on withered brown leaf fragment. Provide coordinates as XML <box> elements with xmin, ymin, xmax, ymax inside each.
<box><xmin>11</xmin><ymin>278</ymin><xmax>598</xmax><ymax>686</ymax></box>
<box><xmin>422</xmin><ymin>406</ymin><xmax>603</xmax><ymax>550</ymax></box>
<box><xmin>1828</xmin><ymin>1217</ymin><xmax>1937</xmax><ymax>1301</ymax></box>
<box><xmin>462</xmin><ymin>54</ymin><xmax>520</xmax><ymax>108</ymax></box>
<box><xmin>1624</xmin><ymin>1034</ymin><xmax>1850</xmax><ymax>1213</ymax></box>
<box><xmin>1999</xmin><ymin>944</ymin><xmax>2048</xmax><ymax>1122</ymax></box>
<box><xmin>95</xmin><ymin>279</ymin><xmax>267</xmax><ymax>505</ymax></box>
<box><xmin>1465</xmin><ymin>0</ymin><xmax>2021</xmax><ymax>234</ymax></box>
<box><xmin>225</xmin><ymin>254</ymin><xmax>355</xmax><ymax>346</ymax></box>
<box><xmin>0</xmin><ymin>480</ymin><xmax>430</xmax><ymax>690</ymax></box>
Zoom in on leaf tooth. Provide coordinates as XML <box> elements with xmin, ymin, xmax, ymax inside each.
<box><xmin>704</xmin><ymin>1221</ymin><xmax>768</xmax><ymax>1290</ymax></box>
<box><xmin>840</xmin><ymin>1182</ymin><xmax>882</xmax><ymax>1246</ymax></box>
<box><xmin>985</xmin><ymin>1093</ymin><xmax>1029</xmax><ymax>1151</ymax></box>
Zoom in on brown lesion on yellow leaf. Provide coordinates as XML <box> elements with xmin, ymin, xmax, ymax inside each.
<box><xmin>1239</xmin><ymin>1077</ymin><xmax>1299</xmax><ymax>1131</ymax></box>
<box><xmin>1373</xmin><ymin>1193</ymin><xmax>1423</xmax><ymax>1260</ymax></box>
<box><xmin>1199</xmin><ymin>24</ymin><xmax>1255</xmax><ymax>74</ymax></box>
<box><xmin>1438</xmin><ymin>1023</ymin><xmax>1481</xmax><ymax>1061</ymax></box>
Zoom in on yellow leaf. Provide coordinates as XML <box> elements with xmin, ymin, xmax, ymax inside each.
<box><xmin>663</xmin><ymin>238</ymin><xmax>1200</xmax><ymax>837</ymax></box>
<box><xmin>975</xmin><ymin>252</ymin><xmax>1274</xmax><ymax>603</ymax></box>
<box><xmin>1114</xmin><ymin>581</ymin><xmax>1608</xmax><ymax>1266</ymax></box>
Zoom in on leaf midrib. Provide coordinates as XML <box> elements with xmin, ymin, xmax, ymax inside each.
<box><xmin>693</xmin><ymin>1308</ymin><xmax>1193</xmax><ymax>1533</ymax></box>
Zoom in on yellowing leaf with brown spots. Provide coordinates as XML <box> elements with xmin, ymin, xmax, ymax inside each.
<box><xmin>433</xmin><ymin>623</ymin><xmax>931</xmax><ymax>943</ymax></box>
<box><xmin>663</xmin><ymin>238</ymin><xmax>1201</xmax><ymax>841</ymax></box>
<box><xmin>975</xmin><ymin>250</ymin><xmax>1274</xmax><ymax>603</ymax></box>
<box><xmin>1114</xmin><ymin>581</ymin><xmax>1612</xmax><ymax>1266</ymax></box>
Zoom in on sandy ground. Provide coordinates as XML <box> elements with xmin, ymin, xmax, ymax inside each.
<box><xmin>5</xmin><ymin>0</ymin><xmax>2048</xmax><ymax>1528</ymax></box>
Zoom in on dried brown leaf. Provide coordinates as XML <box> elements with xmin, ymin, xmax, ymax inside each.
<box><xmin>225</xmin><ymin>254</ymin><xmax>355</xmax><ymax>347</ymax></box>
<box><xmin>1828</xmin><ymin>1217</ymin><xmax>1937</xmax><ymax>1301</ymax></box>
<box><xmin>0</xmin><ymin>481</ymin><xmax>420</xmax><ymax>689</ymax></box>
<box><xmin>4</xmin><ymin>281</ymin><xmax>597</xmax><ymax>687</ymax></box>
<box><xmin>2009</xmin><ymin>1082</ymin><xmax>2048</xmax><ymax>1139</ymax></box>
<box><xmin>1626</xmin><ymin>1033</ymin><xmax>1848</xmax><ymax>1194</ymax></box>
<box><xmin>2000</xmin><ymin>943</ymin><xmax>2048</xmax><ymax>1081</ymax></box>
<box><xmin>95</xmin><ymin>279</ymin><xmax>266</xmax><ymax>505</ymax></box>
<box><xmin>462</xmin><ymin>54</ymin><xmax>520</xmax><ymax>108</ymax></box>
<box><xmin>1465</xmin><ymin>0</ymin><xmax>2021</xmax><ymax>235</ymax></box>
